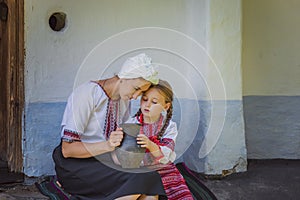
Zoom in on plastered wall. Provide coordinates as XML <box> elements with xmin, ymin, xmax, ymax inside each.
<box><xmin>25</xmin><ymin>0</ymin><xmax>208</xmax><ymax>103</ymax></box>
<box><xmin>184</xmin><ymin>0</ymin><xmax>247</xmax><ymax>174</ymax></box>
<box><xmin>242</xmin><ymin>0</ymin><xmax>300</xmax><ymax>159</ymax></box>
<box><xmin>24</xmin><ymin>0</ymin><xmax>246</xmax><ymax>176</ymax></box>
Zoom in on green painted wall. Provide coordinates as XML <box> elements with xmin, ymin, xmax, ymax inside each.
<box><xmin>243</xmin><ymin>0</ymin><xmax>300</xmax><ymax>96</ymax></box>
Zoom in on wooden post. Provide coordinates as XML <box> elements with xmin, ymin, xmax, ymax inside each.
<box><xmin>0</xmin><ymin>0</ymin><xmax>24</xmax><ymax>173</ymax></box>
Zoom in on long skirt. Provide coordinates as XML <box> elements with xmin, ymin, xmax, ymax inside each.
<box><xmin>52</xmin><ymin>145</ymin><xmax>166</xmax><ymax>200</ymax></box>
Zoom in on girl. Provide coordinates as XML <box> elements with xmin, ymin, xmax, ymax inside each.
<box><xmin>127</xmin><ymin>80</ymin><xmax>194</xmax><ymax>200</ymax></box>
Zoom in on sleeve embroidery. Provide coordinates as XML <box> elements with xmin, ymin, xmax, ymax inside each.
<box><xmin>62</xmin><ymin>129</ymin><xmax>81</xmax><ymax>143</ymax></box>
<box><xmin>160</xmin><ymin>138</ymin><xmax>175</xmax><ymax>151</ymax></box>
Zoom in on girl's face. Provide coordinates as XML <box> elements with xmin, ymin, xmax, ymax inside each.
<box><xmin>140</xmin><ymin>88</ymin><xmax>170</xmax><ymax>122</ymax></box>
<box><xmin>119</xmin><ymin>78</ymin><xmax>151</xmax><ymax>100</ymax></box>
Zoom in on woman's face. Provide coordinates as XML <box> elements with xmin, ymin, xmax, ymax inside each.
<box><xmin>119</xmin><ymin>78</ymin><xmax>151</xmax><ymax>100</ymax></box>
<box><xmin>140</xmin><ymin>88</ymin><xmax>170</xmax><ymax>121</ymax></box>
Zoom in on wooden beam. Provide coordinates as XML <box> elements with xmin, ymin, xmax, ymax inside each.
<box><xmin>5</xmin><ymin>0</ymin><xmax>24</xmax><ymax>173</ymax></box>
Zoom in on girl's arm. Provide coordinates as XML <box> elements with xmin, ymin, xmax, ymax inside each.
<box><xmin>136</xmin><ymin>134</ymin><xmax>162</xmax><ymax>156</ymax></box>
<box><xmin>137</xmin><ymin>121</ymin><xmax>178</xmax><ymax>164</ymax></box>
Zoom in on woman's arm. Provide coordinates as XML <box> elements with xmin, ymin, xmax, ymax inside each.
<box><xmin>62</xmin><ymin>128</ymin><xmax>124</xmax><ymax>158</ymax></box>
<box><xmin>62</xmin><ymin>141</ymin><xmax>112</xmax><ymax>158</ymax></box>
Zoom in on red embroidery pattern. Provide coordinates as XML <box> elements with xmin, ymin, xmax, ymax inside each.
<box><xmin>157</xmin><ymin>163</ymin><xmax>194</xmax><ymax>200</ymax></box>
<box><xmin>103</xmin><ymin>99</ymin><xmax>119</xmax><ymax>139</ymax></box>
<box><xmin>148</xmin><ymin>135</ymin><xmax>160</xmax><ymax>145</ymax></box>
<box><xmin>160</xmin><ymin>138</ymin><xmax>175</xmax><ymax>151</ymax></box>
<box><xmin>62</xmin><ymin>129</ymin><xmax>81</xmax><ymax>142</ymax></box>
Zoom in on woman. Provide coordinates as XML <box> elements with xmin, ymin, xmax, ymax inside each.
<box><xmin>52</xmin><ymin>53</ymin><xmax>165</xmax><ymax>199</ymax></box>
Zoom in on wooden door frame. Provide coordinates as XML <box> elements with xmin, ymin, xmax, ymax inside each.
<box><xmin>0</xmin><ymin>0</ymin><xmax>24</xmax><ymax>172</ymax></box>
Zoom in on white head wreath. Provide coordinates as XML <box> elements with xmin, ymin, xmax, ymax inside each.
<box><xmin>118</xmin><ymin>53</ymin><xmax>159</xmax><ymax>85</ymax></box>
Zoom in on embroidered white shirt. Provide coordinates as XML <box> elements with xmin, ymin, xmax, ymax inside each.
<box><xmin>61</xmin><ymin>81</ymin><xmax>130</xmax><ymax>143</ymax></box>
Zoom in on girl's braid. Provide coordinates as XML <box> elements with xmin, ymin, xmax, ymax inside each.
<box><xmin>157</xmin><ymin>104</ymin><xmax>173</xmax><ymax>140</ymax></box>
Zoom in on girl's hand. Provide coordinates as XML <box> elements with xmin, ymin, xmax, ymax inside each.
<box><xmin>107</xmin><ymin>128</ymin><xmax>123</xmax><ymax>150</ymax></box>
<box><xmin>137</xmin><ymin>134</ymin><xmax>159</xmax><ymax>152</ymax></box>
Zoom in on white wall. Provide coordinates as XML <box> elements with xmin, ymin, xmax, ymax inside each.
<box><xmin>204</xmin><ymin>0</ymin><xmax>246</xmax><ymax>174</ymax></box>
<box><xmin>208</xmin><ymin>0</ymin><xmax>243</xmax><ymax>100</ymax></box>
<box><xmin>24</xmin><ymin>0</ymin><xmax>246</xmax><ymax>176</ymax></box>
<box><xmin>25</xmin><ymin>0</ymin><xmax>208</xmax><ymax>103</ymax></box>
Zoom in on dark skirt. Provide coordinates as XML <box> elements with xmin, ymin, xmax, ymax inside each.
<box><xmin>52</xmin><ymin>145</ymin><xmax>165</xmax><ymax>200</ymax></box>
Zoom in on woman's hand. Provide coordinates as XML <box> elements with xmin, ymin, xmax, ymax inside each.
<box><xmin>107</xmin><ymin>128</ymin><xmax>124</xmax><ymax>150</ymax></box>
<box><xmin>137</xmin><ymin>134</ymin><xmax>159</xmax><ymax>152</ymax></box>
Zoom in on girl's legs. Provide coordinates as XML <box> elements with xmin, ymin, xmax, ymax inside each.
<box><xmin>138</xmin><ymin>195</ymin><xmax>159</xmax><ymax>200</ymax></box>
<box><xmin>114</xmin><ymin>194</ymin><xmax>159</xmax><ymax>200</ymax></box>
<box><xmin>115</xmin><ymin>194</ymin><xmax>141</xmax><ymax>200</ymax></box>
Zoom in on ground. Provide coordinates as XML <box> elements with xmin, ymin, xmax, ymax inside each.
<box><xmin>0</xmin><ymin>183</ymin><xmax>47</xmax><ymax>200</ymax></box>
<box><xmin>0</xmin><ymin>159</ymin><xmax>299</xmax><ymax>200</ymax></box>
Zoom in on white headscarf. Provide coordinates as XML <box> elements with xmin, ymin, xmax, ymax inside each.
<box><xmin>118</xmin><ymin>53</ymin><xmax>159</xmax><ymax>85</ymax></box>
